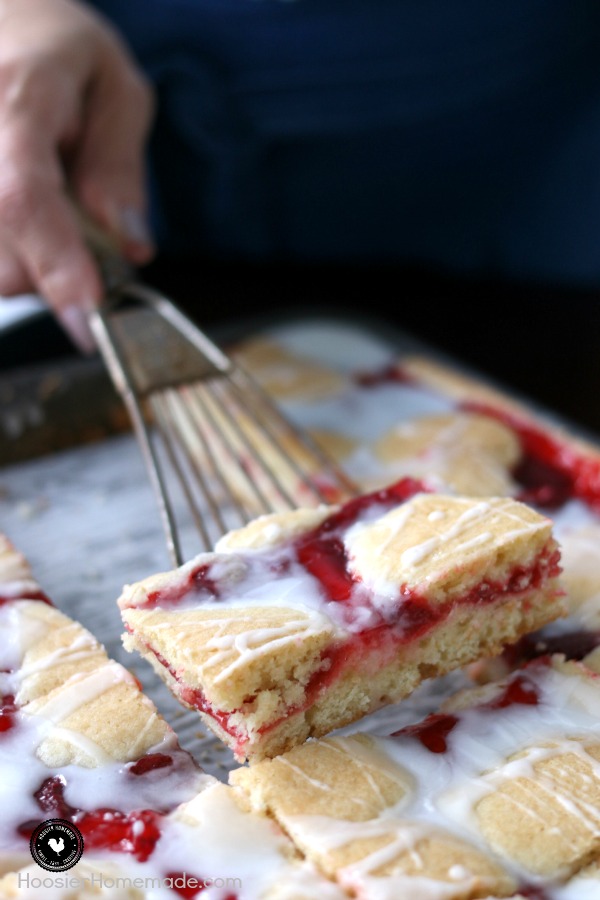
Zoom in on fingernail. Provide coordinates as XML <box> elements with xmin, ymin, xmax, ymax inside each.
<box><xmin>58</xmin><ymin>306</ymin><xmax>96</xmax><ymax>355</ymax></box>
<box><xmin>119</xmin><ymin>207</ymin><xmax>153</xmax><ymax>247</ymax></box>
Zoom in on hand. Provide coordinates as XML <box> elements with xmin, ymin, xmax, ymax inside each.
<box><xmin>0</xmin><ymin>0</ymin><xmax>155</xmax><ymax>352</ymax></box>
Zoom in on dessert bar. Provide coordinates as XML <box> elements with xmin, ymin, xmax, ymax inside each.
<box><xmin>232</xmin><ymin>652</ymin><xmax>600</xmax><ymax>899</ymax></box>
<box><xmin>229</xmin><ymin>332</ymin><xmax>600</xmax><ymax>673</ymax></box>
<box><xmin>0</xmin><ymin>536</ymin><xmax>343</xmax><ymax>899</ymax></box>
<box><xmin>118</xmin><ymin>482</ymin><xmax>565</xmax><ymax>762</ymax></box>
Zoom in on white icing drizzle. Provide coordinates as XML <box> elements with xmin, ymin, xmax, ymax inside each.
<box><xmin>151</xmin><ymin>550</ymin><xmax>341</xmax><ymax>624</ymax></box>
<box><xmin>373</xmin><ymin>413</ymin><xmax>519</xmax><ymax>497</ymax></box>
<box><xmin>277</xmin><ymin>661</ymin><xmax>600</xmax><ymax>898</ymax></box>
<box><xmin>0</xmin><ymin>598</ymin><xmax>331</xmax><ymax>899</ymax></box>
<box><xmin>2</xmin><ymin>777</ymin><xmax>336</xmax><ymax>900</ymax></box>
<box><xmin>276</xmin><ymin>758</ymin><xmax>335</xmax><ymax>794</ymax></box>
<box><xmin>428</xmin><ymin>510</ymin><xmax>446</xmax><ymax>522</ymax></box>
<box><xmin>202</xmin><ymin>608</ymin><xmax>331</xmax><ymax>683</ymax></box>
<box><xmin>399</xmin><ymin>502</ymin><xmax>506</xmax><ymax>569</ymax></box>
<box><xmin>151</xmin><ymin>603</ymin><xmax>333</xmax><ymax>682</ymax></box>
<box><xmin>339</xmin><ymin>820</ymin><xmax>431</xmax><ymax>873</ymax></box>
<box><xmin>23</xmin><ymin>661</ymin><xmax>134</xmax><ymax>724</ymax></box>
<box><xmin>17</xmin><ymin>632</ymin><xmax>99</xmax><ymax>682</ymax></box>
<box><xmin>286</xmin><ymin>816</ymin><xmax>499</xmax><ymax>900</ymax></box>
<box><xmin>339</xmin><ymin>869</ymin><xmax>495</xmax><ymax>900</ymax></box>
<box><xmin>326</xmin><ymin>758</ymin><xmax>383</xmax><ymax>811</ymax></box>
<box><xmin>279</xmin><ymin>381</ymin><xmax>453</xmax><ymax>443</ymax></box>
<box><xmin>352</xmin><ymin>503</ymin><xmax>416</xmax><ymax>564</ymax></box>
<box><xmin>128</xmin><ymin>494</ymin><xmax>555</xmax><ymax>665</ymax></box>
<box><xmin>0</xmin><ymin>602</ymin><xmax>106</xmax><ymax>692</ymax></box>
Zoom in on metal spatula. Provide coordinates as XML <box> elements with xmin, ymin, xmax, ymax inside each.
<box><xmin>85</xmin><ymin>221</ymin><xmax>357</xmax><ymax>566</ymax></box>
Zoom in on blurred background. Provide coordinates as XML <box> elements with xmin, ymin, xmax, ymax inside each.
<box><xmin>2</xmin><ymin>0</ymin><xmax>600</xmax><ymax>460</ymax></box>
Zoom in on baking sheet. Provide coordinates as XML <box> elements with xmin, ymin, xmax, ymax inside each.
<box><xmin>0</xmin><ymin>313</ymin><xmax>594</xmax><ymax>780</ymax></box>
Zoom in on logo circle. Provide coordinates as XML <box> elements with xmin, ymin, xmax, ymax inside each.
<box><xmin>29</xmin><ymin>819</ymin><xmax>84</xmax><ymax>872</ymax></box>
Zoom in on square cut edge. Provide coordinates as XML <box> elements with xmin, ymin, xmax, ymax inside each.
<box><xmin>117</xmin><ymin>487</ymin><xmax>567</xmax><ymax>763</ymax></box>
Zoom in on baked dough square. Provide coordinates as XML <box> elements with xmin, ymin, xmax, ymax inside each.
<box><xmin>0</xmin><ymin>537</ymin><xmax>207</xmax><ymax>873</ymax></box>
<box><xmin>0</xmin><ymin>535</ymin><xmax>346</xmax><ymax>899</ymax></box>
<box><xmin>118</xmin><ymin>482</ymin><xmax>565</xmax><ymax>762</ymax></box>
<box><xmin>232</xmin><ymin>654</ymin><xmax>600</xmax><ymax>898</ymax></box>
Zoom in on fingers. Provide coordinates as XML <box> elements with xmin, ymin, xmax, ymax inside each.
<box><xmin>0</xmin><ymin>123</ymin><xmax>101</xmax><ymax>353</ymax></box>
<box><xmin>0</xmin><ymin>0</ymin><xmax>155</xmax><ymax>355</ymax></box>
<box><xmin>0</xmin><ymin>239</ymin><xmax>30</xmax><ymax>297</ymax></box>
<box><xmin>0</xmin><ymin>232</ymin><xmax>97</xmax><ymax>354</ymax></box>
<box><xmin>73</xmin><ymin>45</ymin><xmax>155</xmax><ymax>266</ymax></box>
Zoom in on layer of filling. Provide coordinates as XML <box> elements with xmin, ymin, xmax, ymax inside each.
<box><xmin>131</xmin><ymin>541</ymin><xmax>558</xmax><ymax>758</ymax></box>
<box><xmin>125</xmin><ymin>477</ymin><xmax>561</xmax><ymax>756</ymax></box>
<box><xmin>462</xmin><ymin>400</ymin><xmax>600</xmax><ymax>511</ymax></box>
<box><xmin>349</xmin><ymin>360</ymin><xmax>600</xmax><ymax>512</ymax></box>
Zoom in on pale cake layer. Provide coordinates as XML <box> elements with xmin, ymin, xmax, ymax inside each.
<box><xmin>231</xmin><ymin>336</ymin><xmax>348</xmax><ymax>402</ymax></box>
<box><xmin>401</xmin><ymin>353</ymin><xmax>600</xmax><ymax>493</ymax></box>
<box><xmin>125</xmin><ymin>578</ymin><xmax>564</xmax><ymax>763</ymax></box>
<box><xmin>232</xmin><ymin>655</ymin><xmax>600</xmax><ymax>899</ymax></box>
<box><xmin>121</xmin><ymin>603</ymin><xmax>335</xmax><ymax>715</ymax></box>
<box><xmin>119</xmin><ymin>490</ymin><xmax>564</xmax><ymax>761</ymax></box>
<box><xmin>4</xmin><ymin>599</ymin><xmax>171</xmax><ymax>768</ymax></box>
<box><xmin>371</xmin><ymin>412</ymin><xmax>521</xmax><ymax>497</ymax></box>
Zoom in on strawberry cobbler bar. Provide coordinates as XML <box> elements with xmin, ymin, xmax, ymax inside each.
<box><xmin>118</xmin><ymin>480</ymin><xmax>565</xmax><ymax>762</ymax></box>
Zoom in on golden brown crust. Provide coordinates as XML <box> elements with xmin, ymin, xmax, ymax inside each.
<box><xmin>231</xmin><ymin>336</ymin><xmax>347</xmax><ymax>401</ymax></box>
<box><xmin>372</xmin><ymin>412</ymin><xmax>521</xmax><ymax>497</ymax></box>
<box><xmin>233</xmin><ymin>738</ymin><xmax>515</xmax><ymax>897</ymax></box>
<box><xmin>346</xmin><ymin>494</ymin><xmax>556</xmax><ymax>601</ymax></box>
<box><xmin>401</xmin><ymin>354</ymin><xmax>600</xmax><ymax>464</ymax></box>
<box><xmin>8</xmin><ymin>600</ymin><xmax>171</xmax><ymax>768</ymax></box>
<box><xmin>215</xmin><ymin>507</ymin><xmax>334</xmax><ymax>551</ymax></box>
<box><xmin>476</xmin><ymin>741</ymin><xmax>600</xmax><ymax>878</ymax></box>
<box><xmin>13</xmin><ymin>601</ymin><xmax>107</xmax><ymax>705</ymax></box>
<box><xmin>336</xmin><ymin>828</ymin><xmax>516</xmax><ymax>899</ymax></box>
<box><xmin>119</xmin><ymin>490</ymin><xmax>564</xmax><ymax>761</ymax></box>
<box><xmin>121</xmin><ymin>604</ymin><xmax>335</xmax><ymax>711</ymax></box>
<box><xmin>232</xmin><ymin>734</ymin><xmax>411</xmax><ymax>822</ymax></box>
<box><xmin>232</xmin><ymin>656</ymin><xmax>600</xmax><ymax>895</ymax></box>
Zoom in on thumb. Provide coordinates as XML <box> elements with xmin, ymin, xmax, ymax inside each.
<box><xmin>72</xmin><ymin>55</ymin><xmax>155</xmax><ymax>265</ymax></box>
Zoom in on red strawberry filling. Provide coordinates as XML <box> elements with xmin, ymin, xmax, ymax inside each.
<box><xmin>349</xmin><ymin>361</ymin><xmax>600</xmax><ymax>513</ymax></box>
<box><xmin>134</xmin><ymin>540</ymin><xmax>560</xmax><ymax>758</ymax></box>
<box><xmin>462</xmin><ymin>400</ymin><xmax>600</xmax><ymax>511</ymax></box>
<box><xmin>503</xmin><ymin>628</ymin><xmax>600</xmax><ymax>667</ymax></box>
<box><xmin>17</xmin><ymin>774</ymin><xmax>162</xmax><ymax>861</ymax></box>
<box><xmin>393</xmin><ymin>667</ymin><xmax>543</xmax><ymax>754</ymax></box>
<box><xmin>0</xmin><ymin>694</ymin><xmax>17</xmax><ymax>732</ymax></box>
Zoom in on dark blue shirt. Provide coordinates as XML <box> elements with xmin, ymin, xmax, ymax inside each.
<box><xmin>89</xmin><ymin>0</ymin><xmax>600</xmax><ymax>286</ymax></box>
